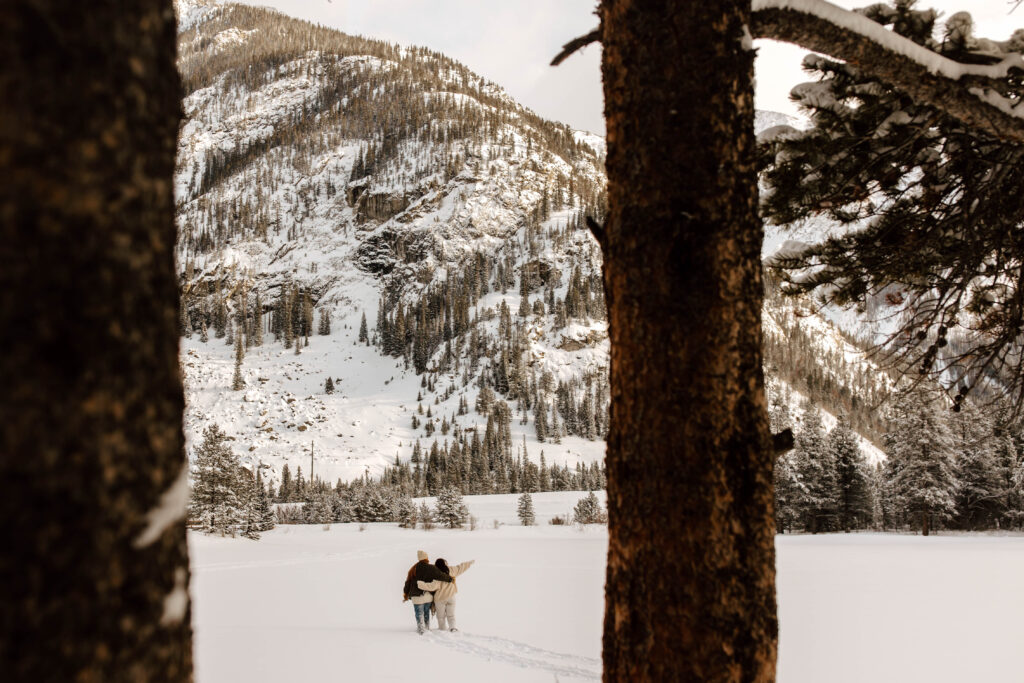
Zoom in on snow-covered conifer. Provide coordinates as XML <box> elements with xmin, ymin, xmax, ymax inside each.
<box><xmin>773</xmin><ymin>451</ymin><xmax>801</xmax><ymax>533</ymax></box>
<box><xmin>418</xmin><ymin>501</ymin><xmax>435</xmax><ymax>530</ymax></box>
<box><xmin>517</xmin><ymin>492</ymin><xmax>535</xmax><ymax>526</ymax></box>
<box><xmin>884</xmin><ymin>391</ymin><xmax>958</xmax><ymax>535</ymax></box>
<box><xmin>830</xmin><ymin>415</ymin><xmax>871</xmax><ymax>532</ymax></box>
<box><xmin>395</xmin><ymin>495</ymin><xmax>416</xmax><ymax>528</ymax></box>
<box><xmin>305</xmin><ymin>493</ymin><xmax>334</xmax><ymax>525</ymax></box>
<box><xmin>254</xmin><ymin>473</ymin><xmax>276</xmax><ymax>532</ymax></box>
<box><xmin>232</xmin><ymin>332</ymin><xmax>244</xmax><ymax>391</ymax></box>
<box><xmin>539</xmin><ymin>452</ymin><xmax>552</xmax><ymax>492</ymax></box>
<box><xmin>951</xmin><ymin>404</ymin><xmax>1001</xmax><ymax>530</ymax></box>
<box><xmin>435</xmin><ymin>486</ymin><xmax>469</xmax><ymax>529</ymax></box>
<box><xmin>318</xmin><ymin>308</ymin><xmax>331</xmax><ymax>336</ymax></box>
<box><xmin>792</xmin><ymin>406</ymin><xmax>837</xmax><ymax>532</ymax></box>
<box><xmin>573</xmin><ymin>491</ymin><xmax>606</xmax><ymax>524</ymax></box>
<box><xmin>358</xmin><ymin>311</ymin><xmax>368</xmax><ymax>344</ymax></box>
<box><xmin>190</xmin><ymin>423</ymin><xmax>246</xmax><ymax>535</ymax></box>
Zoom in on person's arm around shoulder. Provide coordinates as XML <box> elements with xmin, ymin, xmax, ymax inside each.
<box><xmin>422</xmin><ymin>564</ymin><xmax>454</xmax><ymax>582</ymax></box>
<box><xmin>449</xmin><ymin>560</ymin><xmax>475</xmax><ymax>578</ymax></box>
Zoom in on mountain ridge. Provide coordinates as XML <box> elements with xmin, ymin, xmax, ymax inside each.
<box><xmin>173</xmin><ymin>0</ymin><xmax>890</xmax><ymax>488</ymax></box>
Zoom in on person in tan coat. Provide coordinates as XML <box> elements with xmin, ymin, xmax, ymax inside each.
<box><xmin>417</xmin><ymin>557</ymin><xmax>474</xmax><ymax>632</ymax></box>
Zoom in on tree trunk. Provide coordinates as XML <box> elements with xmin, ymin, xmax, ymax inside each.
<box><xmin>922</xmin><ymin>510</ymin><xmax>930</xmax><ymax>537</ymax></box>
<box><xmin>0</xmin><ymin>1</ymin><xmax>191</xmax><ymax>680</ymax></box>
<box><xmin>600</xmin><ymin>1</ymin><xmax>777</xmax><ymax>680</ymax></box>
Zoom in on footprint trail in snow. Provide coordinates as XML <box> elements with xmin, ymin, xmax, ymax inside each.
<box><xmin>425</xmin><ymin>631</ymin><xmax>601</xmax><ymax>681</ymax></box>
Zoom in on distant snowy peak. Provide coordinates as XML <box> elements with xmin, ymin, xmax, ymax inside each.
<box><xmin>573</xmin><ymin>131</ymin><xmax>606</xmax><ymax>158</ymax></box>
<box><xmin>755</xmin><ymin>109</ymin><xmax>803</xmax><ymax>134</ymax></box>
<box><xmin>569</xmin><ymin>111</ymin><xmax>801</xmax><ymax>156</ymax></box>
<box><xmin>174</xmin><ymin>0</ymin><xmax>219</xmax><ymax>32</ymax></box>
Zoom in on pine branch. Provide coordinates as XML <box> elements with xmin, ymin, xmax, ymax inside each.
<box><xmin>751</xmin><ymin>1</ymin><xmax>1024</xmax><ymax>143</ymax></box>
<box><xmin>550</xmin><ymin>27</ymin><xmax>601</xmax><ymax>67</ymax></box>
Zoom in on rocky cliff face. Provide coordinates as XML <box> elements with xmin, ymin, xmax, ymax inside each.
<box><xmin>173</xmin><ymin>1</ymin><xmax>889</xmax><ymax>486</ymax></box>
<box><xmin>174</xmin><ymin>1</ymin><xmax>610</xmax><ymax>485</ymax></box>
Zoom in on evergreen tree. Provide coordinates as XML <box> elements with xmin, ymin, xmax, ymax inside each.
<box><xmin>830</xmin><ymin>415</ymin><xmax>871</xmax><ymax>532</ymax></box>
<box><xmin>761</xmin><ymin>1</ymin><xmax>1024</xmax><ymax>401</ymax></box>
<box><xmin>302</xmin><ymin>290</ymin><xmax>314</xmax><ymax>343</ymax></box>
<box><xmin>305</xmin><ymin>493</ymin><xmax>334</xmax><ymax>525</ymax></box>
<box><xmin>332</xmin><ymin>492</ymin><xmax>355</xmax><ymax>523</ymax></box>
<box><xmin>282</xmin><ymin>286</ymin><xmax>293</xmax><ymax>349</ymax></box>
<box><xmin>417</xmin><ymin>501</ymin><xmax>435</xmax><ymax>530</ymax></box>
<box><xmin>318</xmin><ymin>307</ymin><xmax>331</xmax><ymax>336</ymax></box>
<box><xmin>551</xmin><ymin>405</ymin><xmax>562</xmax><ymax>444</ymax></box>
<box><xmin>1012</xmin><ymin>459</ymin><xmax>1024</xmax><ymax>528</ymax></box>
<box><xmin>475</xmin><ymin>385</ymin><xmax>494</xmax><ymax>414</ymax></box>
<box><xmin>236</xmin><ymin>467</ymin><xmax>260</xmax><ymax>539</ymax></box>
<box><xmin>539</xmin><ymin>452</ymin><xmax>552</xmax><ymax>492</ymax></box>
<box><xmin>435</xmin><ymin>486</ymin><xmax>469</xmax><ymax>529</ymax></box>
<box><xmin>792</xmin><ymin>406</ymin><xmax>836</xmax><ymax>532</ymax></box>
<box><xmin>992</xmin><ymin>410</ymin><xmax>1024</xmax><ymax>529</ymax></box>
<box><xmin>358</xmin><ymin>311</ymin><xmax>369</xmax><ymax>344</ymax></box>
<box><xmin>773</xmin><ymin>451</ymin><xmax>800</xmax><ymax>533</ymax></box>
<box><xmin>252</xmin><ymin>291</ymin><xmax>264</xmax><ymax>347</ymax></box>
<box><xmin>951</xmin><ymin>404</ymin><xmax>1002</xmax><ymax>530</ymax></box>
<box><xmin>395</xmin><ymin>495</ymin><xmax>417</xmax><ymax>528</ymax></box>
<box><xmin>469</xmin><ymin>432</ymin><xmax>491</xmax><ymax>495</ymax></box>
<box><xmin>278</xmin><ymin>463</ymin><xmax>293</xmax><ymax>502</ymax></box>
<box><xmin>189</xmin><ymin>424</ymin><xmax>245</xmax><ymax>534</ymax></box>
<box><xmin>573</xmin><ymin>491</ymin><xmax>607</xmax><ymax>524</ymax></box>
<box><xmin>517</xmin><ymin>492</ymin><xmax>535</xmax><ymax>526</ymax></box>
<box><xmin>231</xmin><ymin>331</ymin><xmax>244</xmax><ymax>391</ymax></box>
<box><xmin>324</xmin><ymin>377</ymin><xmax>334</xmax><ymax>394</ymax></box>
<box><xmin>253</xmin><ymin>471</ymin><xmax>275</xmax><ymax>532</ymax></box>
<box><xmin>884</xmin><ymin>391</ymin><xmax>959</xmax><ymax>535</ymax></box>
<box><xmin>354</xmin><ymin>487</ymin><xmax>393</xmax><ymax>522</ymax></box>
<box><xmin>522</xmin><ymin>459</ymin><xmax>540</xmax><ymax>493</ymax></box>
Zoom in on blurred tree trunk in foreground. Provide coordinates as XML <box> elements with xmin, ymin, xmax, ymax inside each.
<box><xmin>0</xmin><ymin>1</ymin><xmax>192</xmax><ymax>680</ymax></box>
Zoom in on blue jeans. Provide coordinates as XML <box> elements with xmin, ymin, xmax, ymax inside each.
<box><xmin>413</xmin><ymin>602</ymin><xmax>431</xmax><ymax>631</ymax></box>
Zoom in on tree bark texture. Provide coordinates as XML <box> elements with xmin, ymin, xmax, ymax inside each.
<box><xmin>0</xmin><ymin>2</ymin><xmax>190</xmax><ymax>680</ymax></box>
<box><xmin>752</xmin><ymin>6</ymin><xmax>1024</xmax><ymax>144</ymax></box>
<box><xmin>600</xmin><ymin>1</ymin><xmax>777</xmax><ymax>680</ymax></box>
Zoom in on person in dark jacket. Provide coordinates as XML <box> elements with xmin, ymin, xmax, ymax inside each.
<box><xmin>402</xmin><ymin>550</ymin><xmax>452</xmax><ymax>633</ymax></box>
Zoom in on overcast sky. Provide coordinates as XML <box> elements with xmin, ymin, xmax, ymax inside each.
<box><xmin>233</xmin><ymin>0</ymin><xmax>1022</xmax><ymax>134</ymax></box>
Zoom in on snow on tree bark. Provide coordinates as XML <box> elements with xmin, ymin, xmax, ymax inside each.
<box><xmin>0</xmin><ymin>0</ymin><xmax>191</xmax><ymax>679</ymax></box>
<box><xmin>599</xmin><ymin>0</ymin><xmax>777</xmax><ymax>679</ymax></box>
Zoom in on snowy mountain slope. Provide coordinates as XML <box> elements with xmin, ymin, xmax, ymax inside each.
<box><xmin>174</xmin><ymin>2</ymin><xmax>609</xmax><ymax>486</ymax></box>
<box><xmin>173</xmin><ymin>1</ymin><xmax>892</xmax><ymax>487</ymax></box>
<box><xmin>181</xmin><ymin>289</ymin><xmax>608</xmax><ymax>487</ymax></box>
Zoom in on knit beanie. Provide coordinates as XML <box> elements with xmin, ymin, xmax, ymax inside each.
<box><xmin>417</xmin><ymin>550</ymin><xmax>428</xmax><ymax>561</ymax></box>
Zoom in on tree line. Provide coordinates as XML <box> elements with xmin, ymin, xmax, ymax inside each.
<box><xmin>773</xmin><ymin>389</ymin><xmax>1024</xmax><ymax>535</ymax></box>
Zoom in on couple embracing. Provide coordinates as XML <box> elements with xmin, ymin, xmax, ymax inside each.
<box><xmin>403</xmin><ymin>549</ymin><xmax>474</xmax><ymax>634</ymax></box>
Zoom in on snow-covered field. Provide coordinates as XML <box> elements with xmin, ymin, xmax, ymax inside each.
<box><xmin>190</xmin><ymin>492</ymin><xmax>1024</xmax><ymax>682</ymax></box>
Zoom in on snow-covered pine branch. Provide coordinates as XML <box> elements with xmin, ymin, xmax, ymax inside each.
<box><xmin>751</xmin><ymin>0</ymin><xmax>1024</xmax><ymax>143</ymax></box>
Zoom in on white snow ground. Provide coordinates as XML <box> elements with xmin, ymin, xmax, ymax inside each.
<box><xmin>190</xmin><ymin>492</ymin><xmax>1024</xmax><ymax>682</ymax></box>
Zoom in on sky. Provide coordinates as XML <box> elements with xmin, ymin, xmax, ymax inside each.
<box><xmin>231</xmin><ymin>0</ymin><xmax>1023</xmax><ymax>134</ymax></box>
